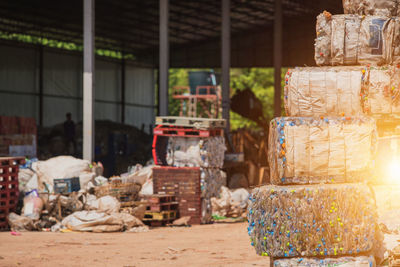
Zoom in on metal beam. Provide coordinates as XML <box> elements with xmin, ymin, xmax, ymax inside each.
<box><xmin>222</xmin><ymin>0</ymin><xmax>231</xmax><ymax>130</ymax></box>
<box><xmin>38</xmin><ymin>45</ymin><xmax>44</xmax><ymax>126</ymax></box>
<box><xmin>83</xmin><ymin>0</ymin><xmax>95</xmax><ymax>161</ymax></box>
<box><xmin>121</xmin><ymin>57</ymin><xmax>126</xmax><ymax>123</ymax></box>
<box><xmin>159</xmin><ymin>0</ymin><xmax>169</xmax><ymax>116</ymax></box>
<box><xmin>273</xmin><ymin>0</ymin><xmax>282</xmax><ymax>117</ymax></box>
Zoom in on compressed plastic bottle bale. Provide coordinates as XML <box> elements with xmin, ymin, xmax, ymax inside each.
<box><xmin>269</xmin><ymin>117</ymin><xmax>377</xmax><ymax>185</ymax></box>
<box><xmin>343</xmin><ymin>0</ymin><xmax>400</xmax><ymax>17</ymax></box>
<box><xmin>285</xmin><ymin>66</ymin><xmax>400</xmax><ymax>117</ymax></box>
<box><xmin>315</xmin><ymin>12</ymin><xmax>400</xmax><ymax>66</ymax></box>
<box><xmin>201</xmin><ymin>168</ymin><xmax>227</xmax><ymax>199</ymax></box>
<box><xmin>273</xmin><ymin>255</ymin><xmax>375</xmax><ymax>267</ymax></box>
<box><xmin>247</xmin><ymin>183</ymin><xmax>382</xmax><ymax>258</ymax></box>
<box><xmin>166</xmin><ymin>136</ymin><xmax>226</xmax><ymax>168</ymax></box>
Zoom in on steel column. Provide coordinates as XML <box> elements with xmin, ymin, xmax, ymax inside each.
<box><xmin>159</xmin><ymin>0</ymin><xmax>169</xmax><ymax>116</ymax></box>
<box><xmin>221</xmin><ymin>0</ymin><xmax>231</xmax><ymax>130</ymax></box>
<box><xmin>83</xmin><ymin>0</ymin><xmax>95</xmax><ymax>161</ymax></box>
<box><xmin>273</xmin><ymin>0</ymin><xmax>282</xmax><ymax>117</ymax></box>
<box><xmin>38</xmin><ymin>45</ymin><xmax>44</xmax><ymax>126</ymax></box>
<box><xmin>121</xmin><ymin>58</ymin><xmax>126</xmax><ymax>123</ymax></box>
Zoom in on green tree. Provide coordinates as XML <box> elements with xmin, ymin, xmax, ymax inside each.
<box><xmin>167</xmin><ymin>68</ymin><xmax>286</xmax><ymax>129</ymax></box>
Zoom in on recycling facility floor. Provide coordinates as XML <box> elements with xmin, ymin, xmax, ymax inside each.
<box><xmin>0</xmin><ymin>222</ymin><xmax>267</xmax><ymax>267</ymax></box>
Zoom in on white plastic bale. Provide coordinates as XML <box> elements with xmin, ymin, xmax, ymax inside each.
<box><xmin>269</xmin><ymin>117</ymin><xmax>377</xmax><ymax>185</ymax></box>
<box><xmin>315</xmin><ymin>13</ymin><xmax>400</xmax><ymax>66</ymax></box>
<box><xmin>285</xmin><ymin>66</ymin><xmax>400</xmax><ymax>117</ymax></box>
<box><xmin>343</xmin><ymin>0</ymin><xmax>400</xmax><ymax>17</ymax></box>
<box><xmin>273</xmin><ymin>255</ymin><xmax>375</xmax><ymax>267</ymax></box>
<box><xmin>166</xmin><ymin>136</ymin><xmax>226</xmax><ymax>168</ymax></box>
<box><xmin>247</xmin><ymin>184</ymin><xmax>382</xmax><ymax>258</ymax></box>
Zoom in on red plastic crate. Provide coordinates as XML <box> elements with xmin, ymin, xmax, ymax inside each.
<box><xmin>0</xmin><ymin>116</ymin><xmax>19</xmax><ymax>135</ymax></box>
<box><xmin>0</xmin><ymin>157</ymin><xmax>23</xmax><ymax>231</ymax></box>
<box><xmin>152</xmin><ymin>125</ymin><xmax>222</xmax><ymax>166</ymax></box>
<box><xmin>153</xmin><ymin>167</ymin><xmax>204</xmax><ymax>225</ymax></box>
<box><xmin>18</xmin><ymin>117</ymin><xmax>37</xmax><ymax>135</ymax></box>
<box><xmin>153</xmin><ymin>124</ymin><xmax>223</xmax><ymax>138</ymax></box>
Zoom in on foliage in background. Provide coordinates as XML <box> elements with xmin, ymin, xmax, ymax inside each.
<box><xmin>168</xmin><ymin>68</ymin><xmax>286</xmax><ymax>130</ymax></box>
<box><xmin>0</xmin><ymin>31</ymin><xmax>134</xmax><ymax>60</ymax></box>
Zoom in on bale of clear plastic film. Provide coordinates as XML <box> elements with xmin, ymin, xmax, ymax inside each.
<box><xmin>247</xmin><ymin>184</ymin><xmax>382</xmax><ymax>258</ymax></box>
<box><xmin>273</xmin><ymin>255</ymin><xmax>376</xmax><ymax>267</ymax></box>
<box><xmin>343</xmin><ymin>0</ymin><xmax>400</xmax><ymax>17</ymax></box>
<box><xmin>166</xmin><ymin>136</ymin><xmax>226</xmax><ymax>168</ymax></box>
<box><xmin>268</xmin><ymin>117</ymin><xmax>377</xmax><ymax>185</ymax></box>
<box><xmin>201</xmin><ymin>168</ymin><xmax>227</xmax><ymax>199</ymax></box>
<box><xmin>315</xmin><ymin>12</ymin><xmax>400</xmax><ymax>66</ymax></box>
<box><xmin>284</xmin><ymin>66</ymin><xmax>400</xmax><ymax>117</ymax></box>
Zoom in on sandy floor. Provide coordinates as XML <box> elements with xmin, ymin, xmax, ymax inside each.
<box><xmin>0</xmin><ymin>222</ymin><xmax>269</xmax><ymax>267</ymax></box>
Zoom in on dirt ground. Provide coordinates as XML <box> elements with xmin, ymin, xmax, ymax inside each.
<box><xmin>0</xmin><ymin>222</ymin><xmax>269</xmax><ymax>267</ymax></box>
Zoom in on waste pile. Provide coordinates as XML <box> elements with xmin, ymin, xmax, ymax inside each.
<box><xmin>38</xmin><ymin>120</ymin><xmax>153</xmax><ymax>175</ymax></box>
<box><xmin>211</xmin><ymin>186</ymin><xmax>249</xmax><ymax>219</ymax></box>
<box><xmin>7</xmin><ymin>156</ymin><xmax>154</xmax><ymax>233</ymax></box>
<box><xmin>248</xmin><ymin>2</ymin><xmax>386</xmax><ymax>265</ymax></box>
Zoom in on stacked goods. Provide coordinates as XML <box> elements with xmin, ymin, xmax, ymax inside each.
<box><xmin>315</xmin><ymin>12</ymin><xmax>400</xmax><ymax>66</ymax></box>
<box><xmin>166</xmin><ymin>136</ymin><xmax>226</xmax><ymax>198</ymax></box>
<box><xmin>153</xmin><ymin>167</ymin><xmax>211</xmax><ymax>224</ymax></box>
<box><xmin>152</xmin><ymin>118</ymin><xmax>227</xmax><ymax>223</ymax></box>
<box><xmin>0</xmin><ymin>116</ymin><xmax>37</xmax><ymax>157</ymax></box>
<box><xmin>285</xmin><ymin>66</ymin><xmax>400</xmax><ymax>117</ymax></box>
<box><xmin>247</xmin><ymin>184</ymin><xmax>381</xmax><ymax>258</ymax></box>
<box><xmin>268</xmin><ymin>117</ymin><xmax>377</xmax><ymax>185</ymax></box>
<box><xmin>343</xmin><ymin>0</ymin><xmax>400</xmax><ymax>16</ymax></box>
<box><xmin>248</xmin><ymin>2</ymin><xmax>386</xmax><ymax>265</ymax></box>
<box><xmin>0</xmin><ymin>157</ymin><xmax>25</xmax><ymax>230</ymax></box>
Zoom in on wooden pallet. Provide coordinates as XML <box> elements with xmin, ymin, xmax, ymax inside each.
<box><xmin>155</xmin><ymin>116</ymin><xmax>226</xmax><ymax>129</ymax></box>
<box><xmin>143</xmin><ymin>210</ymin><xmax>177</xmax><ymax>221</ymax></box>
<box><xmin>146</xmin><ymin>202</ymin><xmax>178</xmax><ymax>212</ymax></box>
<box><xmin>143</xmin><ymin>219</ymin><xmax>174</xmax><ymax>227</ymax></box>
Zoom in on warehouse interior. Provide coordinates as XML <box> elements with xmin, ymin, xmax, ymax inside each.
<box><xmin>0</xmin><ymin>0</ymin><xmax>342</xmax><ymax>137</ymax></box>
<box><xmin>4</xmin><ymin>0</ymin><xmax>400</xmax><ymax>266</ymax></box>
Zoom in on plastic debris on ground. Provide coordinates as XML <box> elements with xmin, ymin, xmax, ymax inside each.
<box><xmin>268</xmin><ymin>117</ymin><xmax>377</xmax><ymax>185</ymax></box>
<box><xmin>247</xmin><ymin>183</ymin><xmax>383</xmax><ymax>258</ymax></box>
<box><xmin>211</xmin><ymin>186</ymin><xmax>249</xmax><ymax>219</ymax></box>
<box><xmin>7</xmin><ymin>156</ymin><xmax>155</xmax><ymax>233</ymax></box>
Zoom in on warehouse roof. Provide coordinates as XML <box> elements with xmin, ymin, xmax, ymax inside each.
<box><xmin>0</xmin><ymin>0</ymin><xmax>342</xmax><ymax>67</ymax></box>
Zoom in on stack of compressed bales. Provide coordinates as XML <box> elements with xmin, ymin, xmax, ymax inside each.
<box><xmin>166</xmin><ymin>136</ymin><xmax>226</xmax><ymax>198</ymax></box>
<box><xmin>248</xmin><ymin>2</ymin><xmax>387</xmax><ymax>265</ymax></box>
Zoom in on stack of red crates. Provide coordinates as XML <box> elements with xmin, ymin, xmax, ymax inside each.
<box><xmin>0</xmin><ymin>157</ymin><xmax>25</xmax><ymax>230</ymax></box>
<box><xmin>153</xmin><ymin>167</ymin><xmax>202</xmax><ymax>225</ymax></box>
<box><xmin>0</xmin><ymin>116</ymin><xmax>36</xmax><ymax>135</ymax></box>
<box><xmin>152</xmin><ymin>125</ymin><xmax>223</xmax><ymax>225</ymax></box>
<box><xmin>18</xmin><ymin>117</ymin><xmax>37</xmax><ymax>135</ymax></box>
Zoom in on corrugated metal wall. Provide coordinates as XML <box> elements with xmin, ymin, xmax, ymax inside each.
<box><xmin>0</xmin><ymin>44</ymin><xmax>156</xmax><ymax>133</ymax></box>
